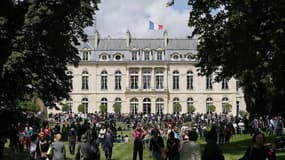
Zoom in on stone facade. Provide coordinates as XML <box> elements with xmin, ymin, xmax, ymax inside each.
<box><xmin>60</xmin><ymin>30</ymin><xmax>246</xmax><ymax>115</ymax></box>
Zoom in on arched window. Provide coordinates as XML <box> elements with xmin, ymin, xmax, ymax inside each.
<box><xmin>187</xmin><ymin>70</ymin><xmax>193</xmax><ymax>89</ymax></box>
<box><xmin>101</xmin><ymin>71</ymin><xmax>108</xmax><ymax>90</ymax></box>
<box><xmin>143</xmin><ymin>98</ymin><xmax>151</xmax><ymax>114</ymax></box>
<box><xmin>81</xmin><ymin>98</ymin><xmax>88</xmax><ymax>113</ymax></box>
<box><xmin>173</xmin><ymin>71</ymin><xmax>179</xmax><ymax>89</ymax></box>
<box><xmin>115</xmin><ymin>70</ymin><xmax>122</xmax><ymax>90</ymax></box>
<box><xmin>81</xmin><ymin>71</ymin><xmax>89</xmax><ymax>90</ymax></box>
<box><xmin>206</xmin><ymin>97</ymin><xmax>213</xmax><ymax>112</ymax></box>
<box><xmin>67</xmin><ymin>71</ymin><xmax>73</xmax><ymax>90</ymax></box>
<box><xmin>187</xmin><ymin>97</ymin><xmax>194</xmax><ymax>106</ymax></box>
<box><xmin>114</xmin><ymin>53</ymin><xmax>123</xmax><ymax>61</ymax></box>
<box><xmin>173</xmin><ymin>97</ymin><xmax>180</xmax><ymax>114</ymax></box>
<box><xmin>101</xmin><ymin>97</ymin><xmax>108</xmax><ymax>107</ymax></box>
<box><xmin>100</xmin><ymin>53</ymin><xmax>109</xmax><ymax>61</ymax></box>
<box><xmin>115</xmin><ymin>97</ymin><xmax>121</xmax><ymax>103</ymax></box>
<box><xmin>130</xmin><ymin>98</ymin><xmax>138</xmax><ymax>114</ymax></box>
<box><xmin>171</xmin><ymin>53</ymin><xmax>180</xmax><ymax>60</ymax></box>
<box><xmin>155</xmin><ymin>98</ymin><xmax>164</xmax><ymax>115</ymax></box>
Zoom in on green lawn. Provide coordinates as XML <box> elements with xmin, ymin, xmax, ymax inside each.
<box><xmin>3</xmin><ymin>133</ymin><xmax>285</xmax><ymax>160</ymax></box>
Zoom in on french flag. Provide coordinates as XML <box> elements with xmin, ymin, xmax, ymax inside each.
<box><xmin>149</xmin><ymin>20</ymin><xmax>164</xmax><ymax>31</ymax></box>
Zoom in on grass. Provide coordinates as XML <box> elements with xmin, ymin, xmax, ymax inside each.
<box><xmin>3</xmin><ymin>132</ymin><xmax>285</xmax><ymax>160</ymax></box>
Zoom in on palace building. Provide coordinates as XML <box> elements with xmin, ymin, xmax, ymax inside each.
<box><xmin>63</xmin><ymin>30</ymin><xmax>246</xmax><ymax>115</ymax></box>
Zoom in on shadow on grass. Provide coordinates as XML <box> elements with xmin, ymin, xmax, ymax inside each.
<box><xmin>199</xmin><ymin>134</ymin><xmax>285</xmax><ymax>160</ymax></box>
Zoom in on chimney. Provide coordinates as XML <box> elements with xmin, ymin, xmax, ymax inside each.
<box><xmin>94</xmin><ymin>30</ymin><xmax>100</xmax><ymax>49</ymax></box>
<box><xmin>126</xmin><ymin>30</ymin><xmax>131</xmax><ymax>48</ymax></box>
<box><xmin>163</xmin><ymin>30</ymin><xmax>168</xmax><ymax>47</ymax></box>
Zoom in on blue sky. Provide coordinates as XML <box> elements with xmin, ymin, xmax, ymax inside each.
<box><xmin>85</xmin><ymin>0</ymin><xmax>193</xmax><ymax>38</ymax></box>
<box><xmin>172</xmin><ymin>0</ymin><xmax>191</xmax><ymax>11</ymax></box>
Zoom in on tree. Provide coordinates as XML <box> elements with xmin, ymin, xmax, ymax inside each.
<box><xmin>187</xmin><ymin>105</ymin><xmax>196</xmax><ymax>113</ymax></box>
<box><xmin>0</xmin><ymin>0</ymin><xmax>99</xmax><ymax>109</ymax></box>
<box><xmin>239</xmin><ymin>110</ymin><xmax>249</xmax><ymax>118</ymax></box>
<box><xmin>62</xmin><ymin>104</ymin><xmax>70</xmax><ymax>112</ymax></box>
<box><xmin>77</xmin><ymin>104</ymin><xmax>85</xmax><ymax>113</ymax></box>
<box><xmin>187</xmin><ymin>0</ymin><xmax>285</xmax><ymax>116</ymax></box>
<box><xmin>173</xmin><ymin>103</ymin><xmax>182</xmax><ymax>113</ymax></box>
<box><xmin>17</xmin><ymin>101</ymin><xmax>40</xmax><ymax>112</ymax></box>
<box><xmin>99</xmin><ymin>104</ymin><xmax>107</xmax><ymax>113</ymax></box>
<box><xmin>223</xmin><ymin>103</ymin><xmax>232</xmax><ymax>113</ymax></box>
<box><xmin>113</xmin><ymin>102</ymin><xmax>121</xmax><ymax>113</ymax></box>
<box><xmin>207</xmin><ymin>105</ymin><xmax>216</xmax><ymax>113</ymax></box>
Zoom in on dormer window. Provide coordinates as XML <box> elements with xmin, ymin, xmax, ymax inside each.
<box><xmin>102</xmin><ymin>55</ymin><xmax>107</xmax><ymax>60</ymax></box>
<box><xmin>114</xmin><ymin>53</ymin><xmax>123</xmax><ymax>61</ymax></box>
<box><xmin>100</xmin><ymin>53</ymin><xmax>109</xmax><ymax>61</ymax></box>
<box><xmin>185</xmin><ymin>53</ymin><xmax>196</xmax><ymax>61</ymax></box>
<box><xmin>82</xmin><ymin>51</ymin><xmax>89</xmax><ymax>61</ymax></box>
<box><xmin>115</xmin><ymin>55</ymin><xmax>121</xmax><ymax>60</ymax></box>
<box><xmin>172</xmin><ymin>54</ymin><xmax>180</xmax><ymax>60</ymax></box>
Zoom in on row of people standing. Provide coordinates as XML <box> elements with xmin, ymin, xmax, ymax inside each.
<box><xmin>132</xmin><ymin>122</ymin><xmax>278</xmax><ymax>160</ymax></box>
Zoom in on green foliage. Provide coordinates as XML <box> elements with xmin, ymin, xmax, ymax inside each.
<box><xmin>173</xmin><ymin>103</ymin><xmax>182</xmax><ymax>113</ymax></box>
<box><xmin>62</xmin><ymin>104</ymin><xmax>69</xmax><ymax>112</ymax></box>
<box><xmin>113</xmin><ymin>102</ymin><xmax>121</xmax><ymax>113</ymax></box>
<box><xmin>239</xmin><ymin>110</ymin><xmax>249</xmax><ymax>118</ymax></box>
<box><xmin>207</xmin><ymin>104</ymin><xmax>216</xmax><ymax>113</ymax></box>
<box><xmin>0</xmin><ymin>0</ymin><xmax>100</xmax><ymax>109</ymax></box>
<box><xmin>77</xmin><ymin>104</ymin><xmax>85</xmax><ymax>113</ymax></box>
<box><xmin>188</xmin><ymin>0</ymin><xmax>285</xmax><ymax>115</ymax></box>
<box><xmin>99</xmin><ymin>104</ymin><xmax>107</xmax><ymax>113</ymax></box>
<box><xmin>17</xmin><ymin>101</ymin><xmax>40</xmax><ymax>112</ymax></box>
<box><xmin>223</xmin><ymin>103</ymin><xmax>232</xmax><ymax>113</ymax></box>
<box><xmin>187</xmin><ymin>105</ymin><xmax>196</xmax><ymax>113</ymax></box>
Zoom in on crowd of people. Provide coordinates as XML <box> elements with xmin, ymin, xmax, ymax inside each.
<box><xmin>0</xmin><ymin>112</ymin><xmax>284</xmax><ymax>160</ymax></box>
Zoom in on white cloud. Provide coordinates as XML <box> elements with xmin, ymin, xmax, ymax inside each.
<box><xmin>85</xmin><ymin>0</ymin><xmax>192</xmax><ymax>38</ymax></box>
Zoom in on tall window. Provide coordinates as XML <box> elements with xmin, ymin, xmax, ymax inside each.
<box><xmin>222</xmin><ymin>97</ymin><xmax>229</xmax><ymax>112</ymax></box>
<box><xmin>130</xmin><ymin>98</ymin><xmax>138</xmax><ymax>114</ymax></box>
<box><xmin>156</xmin><ymin>51</ymin><xmax>163</xmax><ymax>61</ymax></box>
<box><xmin>187</xmin><ymin>71</ymin><xmax>193</xmax><ymax>89</ymax></box>
<box><xmin>144</xmin><ymin>51</ymin><xmax>151</xmax><ymax>61</ymax></box>
<box><xmin>101</xmin><ymin>97</ymin><xmax>108</xmax><ymax>112</ymax></box>
<box><xmin>187</xmin><ymin>97</ymin><xmax>194</xmax><ymax>106</ymax></box>
<box><xmin>82</xmin><ymin>51</ymin><xmax>89</xmax><ymax>61</ymax></box>
<box><xmin>101</xmin><ymin>71</ymin><xmax>108</xmax><ymax>90</ymax></box>
<box><xmin>115</xmin><ymin>71</ymin><xmax>122</xmax><ymax>90</ymax></box>
<box><xmin>206</xmin><ymin>75</ymin><xmax>213</xmax><ymax>89</ymax></box>
<box><xmin>82</xmin><ymin>98</ymin><xmax>88</xmax><ymax>113</ymax></box>
<box><xmin>81</xmin><ymin>71</ymin><xmax>89</xmax><ymax>90</ymax></box>
<box><xmin>222</xmin><ymin>79</ymin><xmax>229</xmax><ymax>89</ymax></box>
<box><xmin>155</xmin><ymin>70</ymin><xmax>164</xmax><ymax>89</ymax></box>
<box><xmin>143</xmin><ymin>70</ymin><xmax>151</xmax><ymax>89</ymax></box>
<box><xmin>67</xmin><ymin>98</ymin><xmax>73</xmax><ymax>113</ymax></box>
<box><xmin>143</xmin><ymin>98</ymin><xmax>151</xmax><ymax>114</ymax></box>
<box><xmin>173</xmin><ymin>97</ymin><xmax>180</xmax><ymax>113</ymax></box>
<box><xmin>236</xmin><ymin>80</ymin><xmax>240</xmax><ymax>91</ymax></box>
<box><xmin>206</xmin><ymin>97</ymin><xmax>213</xmax><ymax>112</ymax></box>
<box><xmin>130</xmin><ymin>70</ymin><xmax>139</xmax><ymax>89</ymax></box>
<box><xmin>67</xmin><ymin>71</ymin><xmax>73</xmax><ymax>90</ymax></box>
<box><xmin>131</xmin><ymin>51</ymin><xmax>138</xmax><ymax>61</ymax></box>
<box><xmin>173</xmin><ymin>71</ymin><xmax>179</xmax><ymax>89</ymax></box>
<box><xmin>155</xmin><ymin>98</ymin><xmax>164</xmax><ymax>115</ymax></box>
